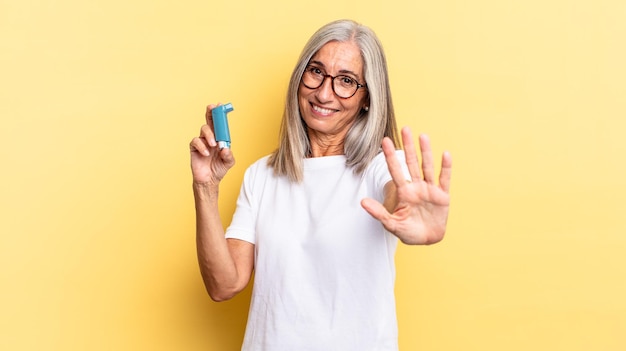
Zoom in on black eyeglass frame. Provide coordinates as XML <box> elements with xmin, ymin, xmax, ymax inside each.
<box><xmin>301</xmin><ymin>66</ymin><xmax>367</xmax><ymax>99</ymax></box>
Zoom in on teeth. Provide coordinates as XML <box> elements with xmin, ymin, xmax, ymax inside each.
<box><xmin>313</xmin><ymin>105</ymin><xmax>334</xmax><ymax>115</ymax></box>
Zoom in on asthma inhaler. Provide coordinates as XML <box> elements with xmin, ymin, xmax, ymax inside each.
<box><xmin>211</xmin><ymin>103</ymin><xmax>234</xmax><ymax>149</ymax></box>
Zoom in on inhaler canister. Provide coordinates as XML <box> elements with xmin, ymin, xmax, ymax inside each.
<box><xmin>211</xmin><ymin>103</ymin><xmax>234</xmax><ymax>149</ymax></box>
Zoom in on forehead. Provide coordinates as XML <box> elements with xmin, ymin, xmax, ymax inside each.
<box><xmin>310</xmin><ymin>41</ymin><xmax>364</xmax><ymax>76</ymax></box>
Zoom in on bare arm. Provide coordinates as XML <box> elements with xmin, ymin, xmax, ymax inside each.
<box><xmin>193</xmin><ymin>182</ymin><xmax>254</xmax><ymax>301</ymax></box>
<box><xmin>190</xmin><ymin>104</ymin><xmax>254</xmax><ymax>301</ymax></box>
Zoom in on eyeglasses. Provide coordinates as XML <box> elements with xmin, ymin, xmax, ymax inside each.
<box><xmin>301</xmin><ymin>65</ymin><xmax>366</xmax><ymax>99</ymax></box>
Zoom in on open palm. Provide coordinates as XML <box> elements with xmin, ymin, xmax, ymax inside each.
<box><xmin>361</xmin><ymin>127</ymin><xmax>452</xmax><ymax>245</ymax></box>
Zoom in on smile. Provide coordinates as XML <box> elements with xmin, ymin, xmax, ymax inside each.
<box><xmin>312</xmin><ymin>104</ymin><xmax>337</xmax><ymax>116</ymax></box>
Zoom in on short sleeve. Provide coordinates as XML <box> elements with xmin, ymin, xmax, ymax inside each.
<box><xmin>366</xmin><ymin>150</ymin><xmax>411</xmax><ymax>192</ymax></box>
<box><xmin>224</xmin><ymin>164</ymin><xmax>258</xmax><ymax>245</ymax></box>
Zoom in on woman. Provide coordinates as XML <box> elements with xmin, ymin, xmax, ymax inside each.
<box><xmin>190</xmin><ymin>19</ymin><xmax>452</xmax><ymax>351</ymax></box>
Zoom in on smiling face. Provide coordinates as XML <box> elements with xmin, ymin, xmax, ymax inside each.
<box><xmin>298</xmin><ymin>40</ymin><xmax>369</xmax><ymax>156</ymax></box>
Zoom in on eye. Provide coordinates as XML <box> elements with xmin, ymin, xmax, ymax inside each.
<box><xmin>337</xmin><ymin>75</ymin><xmax>356</xmax><ymax>87</ymax></box>
<box><xmin>307</xmin><ymin>66</ymin><xmax>324</xmax><ymax>76</ymax></box>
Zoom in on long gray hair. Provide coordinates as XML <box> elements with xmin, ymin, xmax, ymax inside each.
<box><xmin>268</xmin><ymin>19</ymin><xmax>399</xmax><ymax>182</ymax></box>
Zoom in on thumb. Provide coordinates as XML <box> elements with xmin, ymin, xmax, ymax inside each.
<box><xmin>361</xmin><ymin>198</ymin><xmax>390</xmax><ymax>222</ymax></box>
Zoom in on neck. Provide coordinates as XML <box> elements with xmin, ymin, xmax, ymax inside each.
<box><xmin>307</xmin><ymin>130</ymin><xmax>345</xmax><ymax>157</ymax></box>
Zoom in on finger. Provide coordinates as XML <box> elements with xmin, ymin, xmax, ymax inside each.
<box><xmin>190</xmin><ymin>137</ymin><xmax>210</xmax><ymax>156</ymax></box>
<box><xmin>204</xmin><ymin>104</ymin><xmax>218</xmax><ymax>126</ymax></box>
<box><xmin>200</xmin><ymin>124</ymin><xmax>217</xmax><ymax>147</ymax></box>
<box><xmin>418</xmin><ymin>133</ymin><xmax>435</xmax><ymax>184</ymax></box>
<box><xmin>381</xmin><ymin>137</ymin><xmax>407</xmax><ymax>189</ymax></box>
<box><xmin>219</xmin><ymin>147</ymin><xmax>236</xmax><ymax>168</ymax></box>
<box><xmin>439</xmin><ymin>151</ymin><xmax>452</xmax><ymax>193</ymax></box>
<box><xmin>400</xmin><ymin>127</ymin><xmax>422</xmax><ymax>182</ymax></box>
<box><xmin>360</xmin><ymin>197</ymin><xmax>390</xmax><ymax>223</ymax></box>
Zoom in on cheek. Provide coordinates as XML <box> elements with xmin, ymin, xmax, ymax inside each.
<box><xmin>297</xmin><ymin>86</ymin><xmax>308</xmax><ymax>103</ymax></box>
<box><xmin>342</xmin><ymin>99</ymin><xmax>363</xmax><ymax>114</ymax></box>
<box><xmin>297</xmin><ymin>90</ymin><xmax>308</xmax><ymax>117</ymax></box>
<box><xmin>349</xmin><ymin>94</ymin><xmax>368</xmax><ymax>113</ymax></box>
<box><xmin>355</xmin><ymin>92</ymin><xmax>368</xmax><ymax>107</ymax></box>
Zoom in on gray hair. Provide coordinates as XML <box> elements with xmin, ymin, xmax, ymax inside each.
<box><xmin>268</xmin><ymin>19</ymin><xmax>399</xmax><ymax>182</ymax></box>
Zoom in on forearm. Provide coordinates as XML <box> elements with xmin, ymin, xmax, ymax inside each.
<box><xmin>193</xmin><ymin>182</ymin><xmax>242</xmax><ymax>301</ymax></box>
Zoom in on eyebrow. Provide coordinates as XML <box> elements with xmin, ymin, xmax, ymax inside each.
<box><xmin>309</xmin><ymin>60</ymin><xmax>362</xmax><ymax>80</ymax></box>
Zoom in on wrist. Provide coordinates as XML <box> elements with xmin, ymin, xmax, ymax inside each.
<box><xmin>193</xmin><ymin>181</ymin><xmax>220</xmax><ymax>199</ymax></box>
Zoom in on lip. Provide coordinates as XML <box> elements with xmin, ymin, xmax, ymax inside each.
<box><xmin>310</xmin><ymin>102</ymin><xmax>338</xmax><ymax>117</ymax></box>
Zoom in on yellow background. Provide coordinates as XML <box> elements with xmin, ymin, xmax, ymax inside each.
<box><xmin>1</xmin><ymin>0</ymin><xmax>625</xmax><ymax>349</ymax></box>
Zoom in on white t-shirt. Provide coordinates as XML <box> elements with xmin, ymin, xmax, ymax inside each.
<box><xmin>225</xmin><ymin>151</ymin><xmax>407</xmax><ymax>351</ymax></box>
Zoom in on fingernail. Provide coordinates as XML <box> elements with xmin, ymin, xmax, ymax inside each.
<box><xmin>203</xmin><ymin>150</ymin><xmax>210</xmax><ymax>156</ymax></box>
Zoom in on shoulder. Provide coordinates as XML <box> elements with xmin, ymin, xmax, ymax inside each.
<box><xmin>246</xmin><ymin>155</ymin><xmax>272</xmax><ymax>173</ymax></box>
<box><xmin>241</xmin><ymin>155</ymin><xmax>275</xmax><ymax>186</ymax></box>
<box><xmin>363</xmin><ymin>150</ymin><xmax>408</xmax><ymax>188</ymax></box>
<box><xmin>366</xmin><ymin>150</ymin><xmax>406</xmax><ymax>173</ymax></box>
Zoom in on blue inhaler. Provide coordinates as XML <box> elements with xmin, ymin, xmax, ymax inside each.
<box><xmin>211</xmin><ymin>103</ymin><xmax>234</xmax><ymax>149</ymax></box>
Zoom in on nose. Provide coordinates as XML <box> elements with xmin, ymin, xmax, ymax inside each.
<box><xmin>315</xmin><ymin>75</ymin><xmax>334</xmax><ymax>102</ymax></box>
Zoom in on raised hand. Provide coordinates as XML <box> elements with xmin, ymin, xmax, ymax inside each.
<box><xmin>361</xmin><ymin>127</ymin><xmax>452</xmax><ymax>245</ymax></box>
<box><xmin>189</xmin><ymin>104</ymin><xmax>236</xmax><ymax>185</ymax></box>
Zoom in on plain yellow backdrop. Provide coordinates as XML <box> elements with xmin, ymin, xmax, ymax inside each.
<box><xmin>1</xmin><ymin>0</ymin><xmax>625</xmax><ymax>350</ymax></box>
